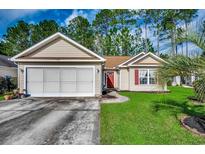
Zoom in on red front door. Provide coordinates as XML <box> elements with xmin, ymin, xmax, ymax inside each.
<box><xmin>106</xmin><ymin>72</ymin><xmax>114</xmax><ymax>88</ymax></box>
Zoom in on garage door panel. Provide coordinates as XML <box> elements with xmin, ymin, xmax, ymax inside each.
<box><xmin>61</xmin><ymin>82</ymin><xmax>76</xmax><ymax>93</ymax></box>
<box><xmin>27</xmin><ymin>83</ymin><xmax>43</xmax><ymax>94</ymax></box>
<box><xmin>44</xmin><ymin>69</ymin><xmax>60</xmax><ymax>82</ymax></box>
<box><xmin>77</xmin><ymin>82</ymin><xmax>93</xmax><ymax>93</ymax></box>
<box><xmin>27</xmin><ymin>68</ymin><xmax>43</xmax><ymax>82</ymax></box>
<box><xmin>61</xmin><ymin>68</ymin><xmax>76</xmax><ymax>81</ymax></box>
<box><xmin>44</xmin><ymin>82</ymin><xmax>60</xmax><ymax>93</ymax></box>
<box><xmin>77</xmin><ymin>68</ymin><xmax>93</xmax><ymax>81</ymax></box>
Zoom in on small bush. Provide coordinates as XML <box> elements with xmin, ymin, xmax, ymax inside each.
<box><xmin>0</xmin><ymin>76</ymin><xmax>17</xmax><ymax>94</ymax></box>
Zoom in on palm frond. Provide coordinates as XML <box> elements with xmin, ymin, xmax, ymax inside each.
<box><xmin>193</xmin><ymin>75</ymin><xmax>205</xmax><ymax>102</ymax></box>
<box><xmin>158</xmin><ymin>54</ymin><xmax>205</xmax><ymax>102</ymax></box>
<box><xmin>177</xmin><ymin>31</ymin><xmax>205</xmax><ymax>52</ymax></box>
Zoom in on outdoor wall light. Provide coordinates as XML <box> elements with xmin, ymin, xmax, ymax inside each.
<box><xmin>97</xmin><ymin>69</ymin><xmax>100</xmax><ymax>73</ymax></box>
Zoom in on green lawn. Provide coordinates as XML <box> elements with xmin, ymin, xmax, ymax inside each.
<box><xmin>100</xmin><ymin>86</ymin><xmax>205</xmax><ymax>144</ymax></box>
<box><xmin>0</xmin><ymin>95</ymin><xmax>4</xmax><ymax>101</ymax></box>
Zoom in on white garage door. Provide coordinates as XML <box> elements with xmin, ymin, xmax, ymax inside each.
<box><xmin>26</xmin><ymin>67</ymin><xmax>95</xmax><ymax>97</ymax></box>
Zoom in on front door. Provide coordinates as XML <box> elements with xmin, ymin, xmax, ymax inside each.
<box><xmin>106</xmin><ymin>72</ymin><xmax>114</xmax><ymax>88</ymax></box>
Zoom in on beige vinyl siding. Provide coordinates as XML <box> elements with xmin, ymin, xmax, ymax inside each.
<box><xmin>0</xmin><ymin>66</ymin><xmax>17</xmax><ymax>77</ymax></box>
<box><xmin>114</xmin><ymin>71</ymin><xmax>119</xmax><ymax>89</ymax></box>
<box><xmin>18</xmin><ymin>63</ymin><xmax>24</xmax><ymax>90</ymax></box>
<box><xmin>132</xmin><ymin>56</ymin><xmax>161</xmax><ymax>65</ymax></box>
<box><xmin>119</xmin><ymin>68</ymin><xmax>129</xmax><ymax>90</ymax></box>
<box><xmin>24</xmin><ymin>38</ymin><xmax>96</xmax><ymax>59</ymax></box>
<box><xmin>95</xmin><ymin>64</ymin><xmax>102</xmax><ymax>96</ymax></box>
<box><xmin>17</xmin><ymin>62</ymin><xmax>102</xmax><ymax>96</ymax></box>
<box><xmin>129</xmin><ymin>67</ymin><xmax>166</xmax><ymax>91</ymax></box>
<box><xmin>122</xmin><ymin>53</ymin><xmax>145</xmax><ymax>66</ymax></box>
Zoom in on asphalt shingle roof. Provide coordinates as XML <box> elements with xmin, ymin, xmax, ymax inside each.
<box><xmin>104</xmin><ymin>56</ymin><xmax>131</xmax><ymax>68</ymax></box>
<box><xmin>0</xmin><ymin>55</ymin><xmax>16</xmax><ymax>67</ymax></box>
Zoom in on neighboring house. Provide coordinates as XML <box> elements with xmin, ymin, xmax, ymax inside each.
<box><xmin>11</xmin><ymin>32</ymin><xmax>167</xmax><ymax>97</ymax></box>
<box><xmin>0</xmin><ymin>54</ymin><xmax>17</xmax><ymax>77</ymax></box>
<box><xmin>172</xmin><ymin>75</ymin><xmax>196</xmax><ymax>87</ymax></box>
<box><xmin>104</xmin><ymin>52</ymin><xmax>168</xmax><ymax>92</ymax></box>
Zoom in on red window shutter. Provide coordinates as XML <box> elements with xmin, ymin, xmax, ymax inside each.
<box><xmin>135</xmin><ymin>69</ymin><xmax>139</xmax><ymax>85</ymax></box>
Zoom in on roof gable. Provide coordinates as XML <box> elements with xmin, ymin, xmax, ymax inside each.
<box><xmin>118</xmin><ymin>52</ymin><xmax>145</xmax><ymax>67</ymax></box>
<box><xmin>24</xmin><ymin>38</ymin><xmax>96</xmax><ymax>59</ymax></box>
<box><xmin>133</xmin><ymin>56</ymin><xmax>160</xmax><ymax>65</ymax></box>
<box><xmin>129</xmin><ymin>52</ymin><xmax>166</xmax><ymax>66</ymax></box>
<box><xmin>11</xmin><ymin>32</ymin><xmax>105</xmax><ymax>62</ymax></box>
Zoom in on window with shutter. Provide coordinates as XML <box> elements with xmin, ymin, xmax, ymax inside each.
<box><xmin>135</xmin><ymin>69</ymin><xmax>139</xmax><ymax>85</ymax></box>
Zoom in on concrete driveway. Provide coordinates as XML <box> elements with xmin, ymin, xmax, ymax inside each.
<box><xmin>0</xmin><ymin>97</ymin><xmax>100</xmax><ymax>145</ymax></box>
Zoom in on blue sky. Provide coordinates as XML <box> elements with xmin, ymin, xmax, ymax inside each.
<box><xmin>0</xmin><ymin>9</ymin><xmax>98</xmax><ymax>36</ymax></box>
<box><xmin>0</xmin><ymin>9</ymin><xmax>205</xmax><ymax>55</ymax></box>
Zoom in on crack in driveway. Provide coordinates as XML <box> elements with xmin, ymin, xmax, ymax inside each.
<box><xmin>0</xmin><ymin>97</ymin><xmax>100</xmax><ymax>145</ymax></box>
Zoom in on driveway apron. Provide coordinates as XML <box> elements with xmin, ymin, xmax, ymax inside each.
<box><xmin>0</xmin><ymin>97</ymin><xmax>100</xmax><ymax>145</ymax></box>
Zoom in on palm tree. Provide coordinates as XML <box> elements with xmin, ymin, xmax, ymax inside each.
<box><xmin>178</xmin><ymin>10</ymin><xmax>198</xmax><ymax>56</ymax></box>
<box><xmin>159</xmin><ymin>29</ymin><xmax>205</xmax><ymax>102</ymax></box>
<box><xmin>148</xmin><ymin>9</ymin><xmax>164</xmax><ymax>55</ymax></box>
<box><xmin>177</xmin><ymin>32</ymin><xmax>205</xmax><ymax>52</ymax></box>
<box><xmin>158</xmin><ymin>55</ymin><xmax>205</xmax><ymax>102</ymax></box>
<box><xmin>137</xmin><ymin>10</ymin><xmax>152</xmax><ymax>52</ymax></box>
<box><xmin>160</xmin><ymin>10</ymin><xmax>182</xmax><ymax>56</ymax></box>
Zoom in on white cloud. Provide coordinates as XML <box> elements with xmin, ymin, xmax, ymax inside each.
<box><xmin>64</xmin><ymin>10</ymin><xmax>88</xmax><ymax>26</ymax></box>
<box><xmin>0</xmin><ymin>9</ymin><xmax>42</xmax><ymax>22</ymax></box>
<box><xmin>28</xmin><ymin>20</ymin><xmax>35</xmax><ymax>24</ymax></box>
<box><xmin>63</xmin><ymin>9</ymin><xmax>99</xmax><ymax>26</ymax></box>
<box><xmin>0</xmin><ymin>9</ymin><xmax>43</xmax><ymax>37</ymax></box>
<box><xmin>87</xmin><ymin>9</ymin><xmax>99</xmax><ymax>22</ymax></box>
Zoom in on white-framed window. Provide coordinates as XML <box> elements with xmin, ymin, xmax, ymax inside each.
<box><xmin>149</xmin><ymin>70</ymin><xmax>157</xmax><ymax>84</ymax></box>
<box><xmin>139</xmin><ymin>69</ymin><xmax>157</xmax><ymax>85</ymax></box>
<box><xmin>139</xmin><ymin>70</ymin><xmax>148</xmax><ymax>85</ymax></box>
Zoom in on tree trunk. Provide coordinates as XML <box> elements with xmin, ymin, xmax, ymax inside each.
<box><xmin>144</xmin><ymin>23</ymin><xmax>148</xmax><ymax>52</ymax></box>
<box><xmin>171</xmin><ymin>29</ymin><xmax>176</xmax><ymax>56</ymax></box>
<box><xmin>185</xmin><ymin>22</ymin><xmax>189</xmax><ymax>57</ymax></box>
<box><xmin>176</xmin><ymin>45</ymin><xmax>178</xmax><ymax>55</ymax></box>
<box><xmin>157</xmin><ymin>30</ymin><xmax>160</xmax><ymax>55</ymax></box>
<box><xmin>181</xmin><ymin>43</ymin><xmax>184</xmax><ymax>55</ymax></box>
<box><xmin>174</xmin><ymin>27</ymin><xmax>177</xmax><ymax>55</ymax></box>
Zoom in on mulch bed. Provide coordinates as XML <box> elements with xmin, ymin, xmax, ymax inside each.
<box><xmin>181</xmin><ymin>116</ymin><xmax>205</xmax><ymax>137</ymax></box>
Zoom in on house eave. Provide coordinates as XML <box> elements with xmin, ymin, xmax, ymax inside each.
<box><xmin>129</xmin><ymin>64</ymin><xmax>162</xmax><ymax>67</ymax></box>
<box><xmin>118</xmin><ymin>66</ymin><xmax>128</xmax><ymax>68</ymax></box>
<box><xmin>12</xmin><ymin>59</ymin><xmax>105</xmax><ymax>63</ymax></box>
<box><xmin>104</xmin><ymin>67</ymin><xmax>119</xmax><ymax>71</ymax></box>
<box><xmin>117</xmin><ymin>52</ymin><xmax>146</xmax><ymax>67</ymax></box>
<box><xmin>128</xmin><ymin>52</ymin><xmax>167</xmax><ymax>66</ymax></box>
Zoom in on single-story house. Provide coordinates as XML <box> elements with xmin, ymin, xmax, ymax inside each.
<box><xmin>11</xmin><ymin>32</ymin><xmax>167</xmax><ymax>97</ymax></box>
<box><xmin>104</xmin><ymin>52</ymin><xmax>167</xmax><ymax>92</ymax></box>
<box><xmin>0</xmin><ymin>54</ymin><xmax>17</xmax><ymax>77</ymax></box>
